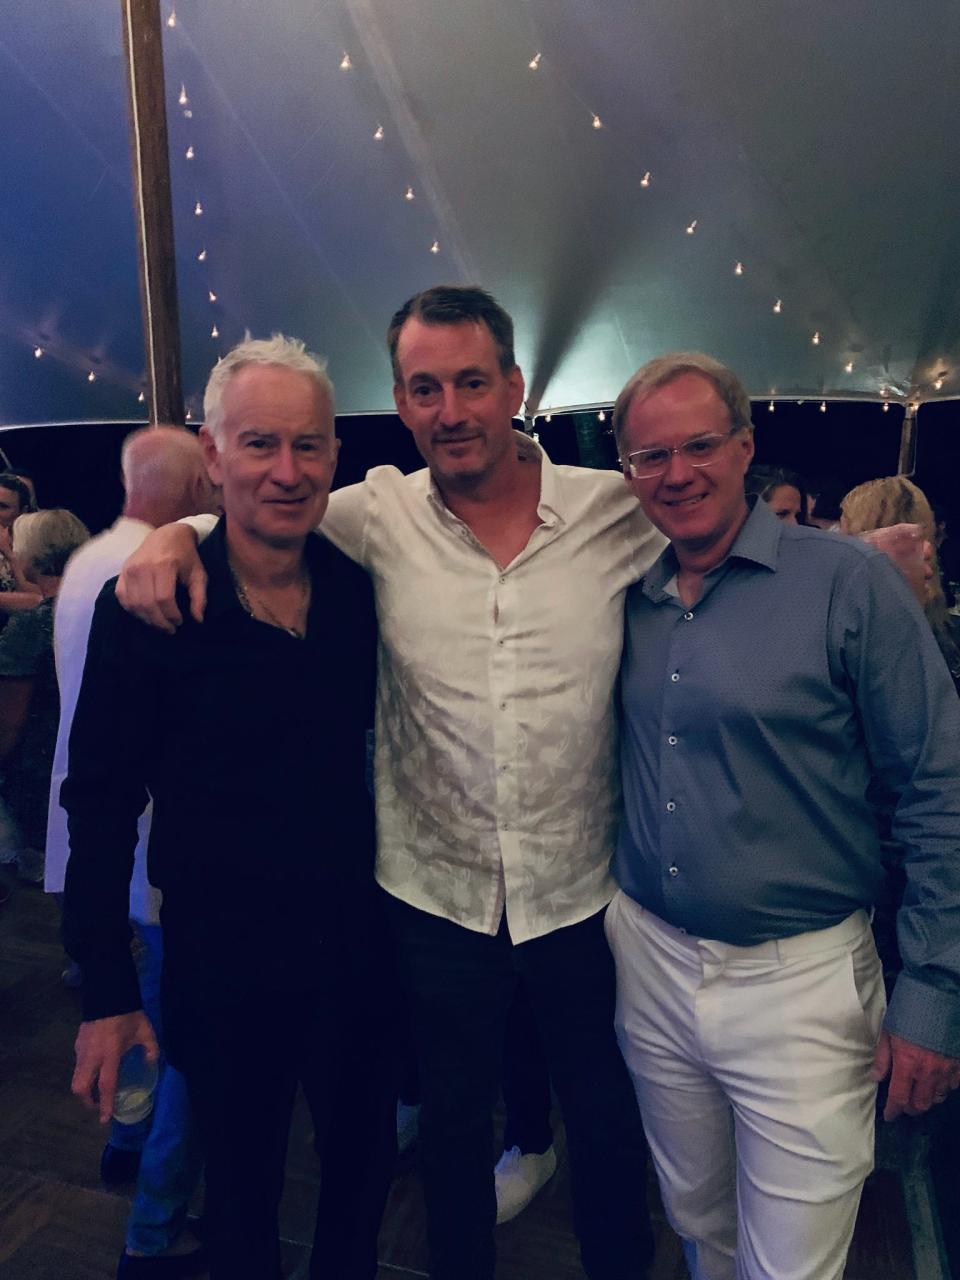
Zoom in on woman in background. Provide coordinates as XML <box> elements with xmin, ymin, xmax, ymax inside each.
<box><xmin>745</xmin><ymin>464</ymin><xmax>808</xmax><ymax>525</ymax></box>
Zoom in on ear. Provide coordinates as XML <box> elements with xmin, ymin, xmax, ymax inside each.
<box><xmin>199</xmin><ymin>426</ymin><xmax>223</xmax><ymax>487</ymax></box>
<box><xmin>506</xmin><ymin>366</ymin><xmax>525</xmax><ymax>418</ymax></box>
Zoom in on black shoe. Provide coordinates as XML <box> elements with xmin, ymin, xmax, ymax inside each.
<box><xmin>116</xmin><ymin>1246</ymin><xmax>208</xmax><ymax>1279</ymax></box>
<box><xmin>100</xmin><ymin>1142</ymin><xmax>143</xmax><ymax>1186</ymax></box>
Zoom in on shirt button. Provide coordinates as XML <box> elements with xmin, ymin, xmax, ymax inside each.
<box><xmin>667</xmin><ymin>735</ymin><xmax>678</xmax><ymax>745</ymax></box>
<box><xmin>502</xmin><ymin>822</ymin><xmax>510</xmax><ymax>830</ymax></box>
<box><xmin>670</xmin><ymin>672</ymin><xmax>680</xmax><ymax>683</ymax></box>
<box><xmin>500</xmin><ymin>763</ymin><xmax>508</xmax><ymax>772</ymax></box>
<box><xmin>684</xmin><ymin>611</ymin><xmax>694</xmax><ymax>621</ymax></box>
<box><xmin>666</xmin><ymin>801</ymin><xmax>676</xmax><ymax>812</ymax></box>
<box><xmin>668</xmin><ymin>864</ymin><xmax>679</xmax><ymax>877</ymax></box>
<box><xmin>497</xmin><ymin>639</ymin><xmax>505</xmax><ymax>646</ymax></box>
<box><xmin>499</xmin><ymin>701</ymin><xmax>507</xmax><ymax>710</ymax></box>
<box><xmin>678</xmin><ymin>926</ymin><xmax>687</xmax><ymax>935</ymax></box>
<box><xmin>499</xmin><ymin>575</ymin><xmax>506</xmax><ymax>584</ymax></box>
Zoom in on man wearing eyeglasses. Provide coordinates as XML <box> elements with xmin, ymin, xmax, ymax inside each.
<box><xmin>604</xmin><ymin>352</ymin><xmax>960</xmax><ymax>1280</ymax></box>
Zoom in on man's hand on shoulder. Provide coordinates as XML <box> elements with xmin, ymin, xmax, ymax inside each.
<box><xmin>116</xmin><ymin>524</ymin><xmax>208</xmax><ymax>633</ymax></box>
<box><xmin>872</xmin><ymin>1028</ymin><xmax>960</xmax><ymax>1120</ymax></box>
<box><xmin>72</xmin><ymin>1010</ymin><xmax>159</xmax><ymax>1124</ymax></box>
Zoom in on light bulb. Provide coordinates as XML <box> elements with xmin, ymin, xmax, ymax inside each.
<box><xmin>734</xmin><ymin>262</ymin><xmax>744</xmax><ymax>276</ymax></box>
<box><xmin>773</xmin><ymin>299</ymin><xmax>782</xmax><ymax>314</ymax></box>
<box><xmin>545</xmin><ymin>413</ymin><xmax>552</xmax><ymax>422</ymax></box>
<box><xmin>597</xmin><ymin>409</ymin><xmax>606</xmax><ymax>422</ymax></box>
<box><xmin>404</xmin><ymin>186</ymin><xmax>415</xmax><ymax>201</ymax></box>
<box><xmin>811</xmin><ymin>331</ymin><xmax>821</xmax><ymax>345</ymax></box>
<box><xmin>640</xmin><ymin>171</ymin><xmax>651</xmax><ymax>188</ymax></box>
<box><xmin>211</xmin><ymin>324</ymin><xmax>219</xmax><ymax>338</ymax></box>
<box><xmin>185</xmin><ymin>145</ymin><xmax>194</xmax><ymax>160</ymax></box>
<box><xmin>934</xmin><ymin>377</ymin><xmax>944</xmax><ymax>391</ymax></box>
<box><xmin>340</xmin><ymin>52</ymin><xmax>352</xmax><ymax>70</ymax></box>
<box><xmin>197</xmin><ymin>248</ymin><xmax>207</xmax><ymax>262</ymax></box>
<box><xmin>33</xmin><ymin>345</ymin><xmax>43</xmax><ymax>358</ymax></box>
<box><xmin>882</xmin><ymin>401</ymin><xmax>890</xmax><ymax>412</ymax></box>
<box><xmin>178</xmin><ymin>84</ymin><xmax>188</xmax><ymax>106</ymax></box>
<box><xmin>87</xmin><ymin>370</ymin><xmax>96</xmax><ymax>382</ymax></box>
<box><xmin>194</xmin><ymin>201</ymin><xmax>203</xmax><ymax>216</ymax></box>
<box><xmin>820</xmin><ymin>401</ymin><xmax>827</xmax><ymax>412</ymax></box>
<box><xmin>138</xmin><ymin>391</ymin><xmax>145</xmax><ymax>403</ymax></box>
<box><xmin>592</xmin><ymin>114</ymin><xmax>603</xmax><ymax>130</ymax></box>
<box><xmin>430</xmin><ymin>240</ymin><xmax>439</xmax><ymax>254</ymax></box>
<box><xmin>186</xmin><ymin>409</ymin><xmax>193</xmax><ymax>420</ymax></box>
<box><xmin>844</xmin><ymin>361</ymin><xmax>854</xmax><ymax>373</ymax></box>
<box><xmin>373</xmin><ymin>124</ymin><xmax>384</xmax><ymax>141</ymax></box>
<box><xmin>686</xmin><ymin>219</ymin><xmax>698</xmax><ymax>235</ymax></box>
<box><xmin>166</xmin><ymin>9</ymin><xmax>176</xmax><ymax>28</ymax></box>
<box><xmin>768</xmin><ymin>401</ymin><xmax>775</xmax><ymax>412</ymax></box>
<box><xmin>208</xmin><ymin>290</ymin><xmax>217</xmax><ymax>302</ymax></box>
<box><xmin>529</xmin><ymin>52</ymin><xmax>542</xmax><ymax>70</ymax></box>
<box><xmin>183</xmin><ymin>109</ymin><xmax>192</xmax><ymax>119</ymax></box>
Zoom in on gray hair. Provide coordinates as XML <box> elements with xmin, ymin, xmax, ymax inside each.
<box><xmin>202</xmin><ymin>334</ymin><xmax>334</xmax><ymax>447</ymax></box>
<box><xmin>612</xmin><ymin>352</ymin><xmax>754</xmax><ymax>449</ymax></box>
<box><xmin>13</xmin><ymin>509</ymin><xmax>90</xmax><ymax>578</ymax></box>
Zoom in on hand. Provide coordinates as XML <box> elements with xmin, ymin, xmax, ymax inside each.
<box><xmin>115</xmin><ymin>524</ymin><xmax>207</xmax><ymax>632</ymax></box>
<box><xmin>871</xmin><ymin>1028</ymin><xmax>960</xmax><ymax>1120</ymax></box>
<box><xmin>72</xmin><ymin>1011</ymin><xmax>159</xmax><ymax>1124</ymax></box>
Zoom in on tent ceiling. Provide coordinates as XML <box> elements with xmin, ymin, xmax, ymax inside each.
<box><xmin>2</xmin><ymin>0</ymin><xmax>959</xmax><ymax>425</ymax></box>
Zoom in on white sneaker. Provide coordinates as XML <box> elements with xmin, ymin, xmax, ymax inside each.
<box><xmin>494</xmin><ymin>1144</ymin><xmax>557</xmax><ymax>1224</ymax></box>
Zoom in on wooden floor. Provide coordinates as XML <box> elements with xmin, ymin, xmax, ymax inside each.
<box><xmin>0</xmin><ymin>884</ymin><xmax>919</xmax><ymax>1279</ymax></box>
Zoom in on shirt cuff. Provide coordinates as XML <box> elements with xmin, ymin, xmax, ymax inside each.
<box><xmin>884</xmin><ymin>971</ymin><xmax>960</xmax><ymax>1058</ymax></box>
<box><xmin>78</xmin><ymin>952</ymin><xmax>143</xmax><ymax>1023</ymax></box>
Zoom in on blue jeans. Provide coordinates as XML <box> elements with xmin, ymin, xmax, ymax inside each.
<box><xmin>116</xmin><ymin>922</ymin><xmax>204</xmax><ymax>1254</ymax></box>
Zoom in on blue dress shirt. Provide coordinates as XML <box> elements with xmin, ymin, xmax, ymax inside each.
<box><xmin>615</xmin><ymin>497</ymin><xmax>960</xmax><ymax>1056</ymax></box>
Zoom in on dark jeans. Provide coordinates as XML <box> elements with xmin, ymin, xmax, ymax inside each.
<box><xmin>502</xmin><ymin>978</ymin><xmax>553</xmax><ymax>1156</ymax></box>
<box><xmin>166</xmin><ymin>963</ymin><xmax>397</xmax><ymax>1280</ymax></box>
<box><xmin>387</xmin><ymin>896</ymin><xmax>653</xmax><ymax>1280</ymax></box>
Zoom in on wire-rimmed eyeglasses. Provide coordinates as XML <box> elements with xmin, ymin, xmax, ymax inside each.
<box><xmin>620</xmin><ymin>428</ymin><xmax>741</xmax><ymax>480</ymax></box>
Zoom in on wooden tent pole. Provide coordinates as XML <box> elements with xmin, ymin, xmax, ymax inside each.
<box><xmin>121</xmin><ymin>0</ymin><xmax>184</xmax><ymax>425</ymax></box>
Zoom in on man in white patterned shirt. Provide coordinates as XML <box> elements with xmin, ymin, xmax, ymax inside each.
<box><xmin>116</xmin><ymin>287</ymin><xmax>665</xmax><ymax>1280</ymax></box>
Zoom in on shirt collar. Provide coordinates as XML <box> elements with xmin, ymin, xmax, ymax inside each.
<box><xmin>426</xmin><ymin>429</ymin><xmax>563</xmax><ymax>527</ymax></box>
<box><xmin>642</xmin><ymin>494</ymin><xmax>781</xmax><ymax>602</ymax></box>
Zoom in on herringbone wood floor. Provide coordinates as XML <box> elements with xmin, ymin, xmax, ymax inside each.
<box><xmin>0</xmin><ymin>884</ymin><xmax>916</xmax><ymax>1279</ymax></box>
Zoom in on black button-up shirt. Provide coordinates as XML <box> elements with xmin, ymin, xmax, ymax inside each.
<box><xmin>62</xmin><ymin>520</ymin><xmax>378</xmax><ymax>1022</ymax></box>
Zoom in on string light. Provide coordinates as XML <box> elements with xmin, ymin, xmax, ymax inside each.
<box><xmin>844</xmin><ymin>360</ymin><xmax>854</xmax><ymax>373</ymax></box>
<box><xmin>373</xmin><ymin>124</ymin><xmax>384</xmax><ymax>141</ymax></box>
<box><xmin>881</xmin><ymin>386</ymin><xmax>889</xmax><ymax>397</ymax></box>
<box><xmin>591</xmin><ymin>114</ymin><xmax>603</xmax><ymax>130</ymax></box>
<box><xmin>185</xmin><ymin>145</ymin><xmax>194</xmax><ymax>160</ymax></box>
<box><xmin>183</xmin><ymin>109</ymin><xmax>192</xmax><ymax>119</ymax></box>
<box><xmin>404</xmin><ymin>186</ymin><xmax>415</xmax><ymax>201</ymax></box>
<box><xmin>178</xmin><ymin>84</ymin><xmax>188</xmax><ymax>106</ymax></box>
<box><xmin>772</xmin><ymin>299</ymin><xmax>782</xmax><ymax>314</ymax></box>
<box><xmin>640</xmin><ymin>171</ymin><xmax>651</xmax><ymax>188</ymax></box>
<box><xmin>208</xmin><ymin>290</ymin><xmax>217</xmax><ymax>303</ymax></box>
<box><xmin>934</xmin><ymin>376</ymin><xmax>944</xmax><ymax>391</ymax></box>
<box><xmin>685</xmin><ymin>219</ymin><xmax>698</xmax><ymax>235</ymax></box>
<box><xmin>138</xmin><ymin>391</ymin><xmax>145</xmax><ymax>403</ymax></box>
<box><xmin>545</xmin><ymin>413</ymin><xmax>552</xmax><ymax>422</ymax></box>
<box><xmin>528</xmin><ymin>52</ymin><xmax>542</xmax><ymax>70</ymax></box>
<box><xmin>186</xmin><ymin>409</ymin><xmax>193</xmax><ymax>420</ymax></box>
<box><xmin>768</xmin><ymin>401</ymin><xmax>775</xmax><ymax>412</ymax></box>
<box><xmin>430</xmin><ymin>240</ymin><xmax>440</xmax><ymax>254</ymax></box>
<box><xmin>166</xmin><ymin>8</ymin><xmax>176</xmax><ymax>27</ymax></box>
<box><xmin>194</xmin><ymin>201</ymin><xmax>203</xmax><ymax>216</ymax></box>
<box><xmin>339</xmin><ymin>52</ymin><xmax>352</xmax><ymax>70</ymax></box>
<box><xmin>33</xmin><ymin>346</ymin><xmax>43</xmax><ymax>358</ymax></box>
<box><xmin>820</xmin><ymin>401</ymin><xmax>827</xmax><ymax>412</ymax></box>
<box><xmin>197</xmin><ymin>247</ymin><xmax>207</xmax><ymax>261</ymax></box>
<box><xmin>734</xmin><ymin>262</ymin><xmax>744</xmax><ymax>276</ymax></box>
<box><xmin>211</xmin><ymin>324</ymin><xmax>219</xmax><ymax>338</ymax></box>
<box><xmin>882</xmin><ymin>401</ymin><xmax>890</xmax><ymax>412</ymax></box>
<box><xmin>597</xmin><ymin>409</ymin><xmax>606</xmax><ymax>422</ymax></box>
<box><xmin>87</xmin><ymin>370</ymin><xmax>96</xmax><ymax>382</ymax></box>
<box><xmin>811</xmin><ymin>331</ymin><xmax>821</xmax><ymax>345</ymax></box>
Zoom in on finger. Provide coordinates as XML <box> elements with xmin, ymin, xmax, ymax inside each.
<box><xmin>154</xmin><ymin>564</ymin><xmax>184</xmax><ymax>631</ymax></box>
<box><xmin>870</xmin><ymin>1029</ymin><xmax>892</xmax><ymax>1083</ymax></box>
<box><xmin>883</xmin><ymin>1051</ymin><xmax>915</xmax><ymax>1121</ymax></box>
<box><xmin>96</xmin><ymin>1056</ymin><xmax>119</xmax><ymax>1125</ymax></box>
<box><xmin>138</xmin><ymin>1023</ymin><xmax>161</xmax><ymax>1064</ymax></box>
<box><xmin>71</xmin><ymin>1058</ymin><xmax>99</xmax><ymax>1111</ymax></box>
<box><xmin>187</xmin><ymin>564</ymin><xmax>208</xmax><ymax>624</ymax></box>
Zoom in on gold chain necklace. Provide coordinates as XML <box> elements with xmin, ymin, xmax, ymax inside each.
<box><xmin>230</xmin><ymin>564</ymin><xmax>311</xmax><ymax>639</ymax></box>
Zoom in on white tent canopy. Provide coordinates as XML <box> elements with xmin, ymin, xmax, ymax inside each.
<box><xmin>2</xmin><ymin>0</ymin><xmax>958</xmax><ymax>424</ymax></box>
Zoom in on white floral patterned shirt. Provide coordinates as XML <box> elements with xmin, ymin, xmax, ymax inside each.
<box><xmin>321</xmin><ymin>435</ymin><xmax>665</xmax><ymax>942</ymax></box>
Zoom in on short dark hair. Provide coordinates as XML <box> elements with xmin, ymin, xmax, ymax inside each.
<box><xmin>0</xmin><ymin>473</ymin><xmax>33</xmax><ymax>514</ymax></box>
<box><xmin>387</xmin><ymin>285</ymin><xmax>516</xmax><ymax>382</ymax></box>
<box><xmin>745</xmin><ymin>465</ymin><xmax>809</xmax><ymax>524</ymax></box>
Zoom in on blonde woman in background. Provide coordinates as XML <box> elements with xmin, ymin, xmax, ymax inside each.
<box><xmin>841</xmin><ymin>475</ymin><xmax>960</xmax><ymax>690</ymax></box>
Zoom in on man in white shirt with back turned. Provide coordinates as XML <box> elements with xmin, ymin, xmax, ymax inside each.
<box><xmin>116</xmin><ymin>287</ymin><xmax>665</xmax><ymax>1280</ymax></box>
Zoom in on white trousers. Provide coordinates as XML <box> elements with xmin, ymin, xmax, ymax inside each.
<box><xmin>605</xmin><ymin>891</ymin><xmax>885</xmax><ymax>1280</ymax></box>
